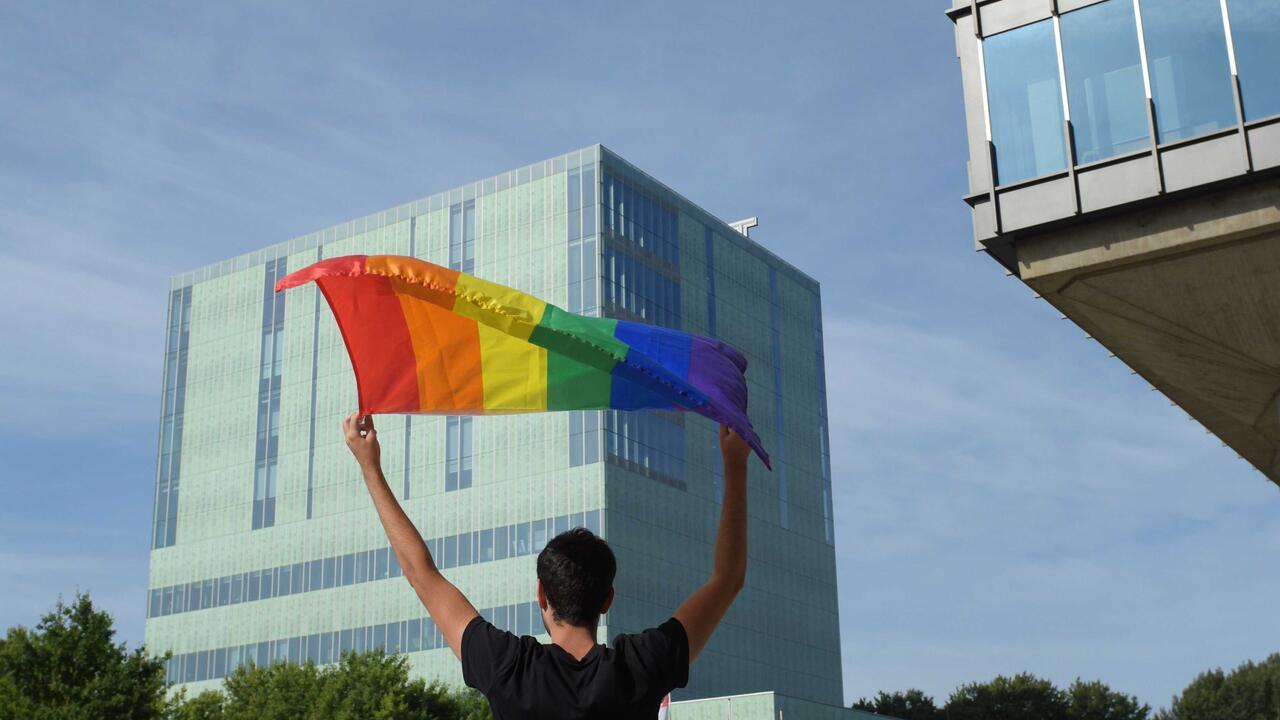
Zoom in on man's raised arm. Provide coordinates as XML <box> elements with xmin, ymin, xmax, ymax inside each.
<box><xmin>673</xmin><ymin>424</ymin><xmax>752</xmax><ymax>662</ymax></box>
<box><xmin>343</xmin><ymin>413</ymin><xmax>479</xmax><ymax>659</ymax></box>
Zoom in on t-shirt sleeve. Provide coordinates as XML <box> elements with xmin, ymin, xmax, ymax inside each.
<box><xmin>460</xmin><ymin>616</ymin><xmax>522</xmax><ymax>694</ymax></box>
<box><xmin>624</xmin><ymin>617</ymin><xmax>690</xmax><ymax>693</ymax></box>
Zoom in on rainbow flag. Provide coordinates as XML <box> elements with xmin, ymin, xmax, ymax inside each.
<box><xmin>276</xmin><ymin>255</ymin><xmax>769</xmax><ymax>467</ymax></box>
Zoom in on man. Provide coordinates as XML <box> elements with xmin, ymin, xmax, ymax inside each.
<box><xmin>342</xmin><ymin>412</ymin><xmax>752</xmax><ymax>719</ymax></box>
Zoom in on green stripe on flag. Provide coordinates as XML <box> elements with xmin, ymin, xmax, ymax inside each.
<box><xmin>531</xmin><ymin>306</ymin><xmax>625</xmax><ymax>410</ymax></box>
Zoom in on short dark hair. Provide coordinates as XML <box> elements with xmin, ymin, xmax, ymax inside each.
<box><xmin>536</xmin><ymin>528</ymin><xmax>616</xmax><ymax>627</ymax></box>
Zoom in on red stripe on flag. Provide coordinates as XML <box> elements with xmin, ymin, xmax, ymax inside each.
<box><xmin>275</xmin><ymin>255</ymin><xmax>369</xmax><ymax>292</ymax></box>
<box><xmin>317</xmin><ymin>271</ymin><xmax>421</xmax><ymax>414</ymax></box>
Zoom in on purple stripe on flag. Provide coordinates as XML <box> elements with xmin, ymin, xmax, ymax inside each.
<box><xmin>688</xmin><ymin>336</ymin><xmax>770</xmax><ymax>469</ymax></box>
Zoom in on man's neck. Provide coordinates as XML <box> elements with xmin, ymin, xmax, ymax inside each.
<box><xmin>548</xmin><ymin>621</ymin><xmax>599</xmax><ymax>661</ymax></box>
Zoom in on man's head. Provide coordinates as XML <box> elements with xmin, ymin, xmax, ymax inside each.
<box><xmin>536</xmin><ymin>528</ymin><xmax>616</xmax><ymax>629</ymax></box>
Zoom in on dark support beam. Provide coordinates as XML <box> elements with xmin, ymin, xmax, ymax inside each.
<box><xmin>1232</xmin><ymin>75</ymin><xmax>1254</xmax><ymax>173</ymax></box>
<box><xmin>1146</xmin><ymin>99</ymin><xmax>1165</xmax><ymax>194</ymax></box>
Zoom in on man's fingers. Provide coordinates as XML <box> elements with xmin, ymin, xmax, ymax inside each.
<box><xmin>359</xmin><ymin>414</ymin><xmax>376</xmax><ymax>433</ymax></box>
<box><xmin>343</xmin><ymin>412</ymin><xmax>364</xmax><ymax>441</ymax></box>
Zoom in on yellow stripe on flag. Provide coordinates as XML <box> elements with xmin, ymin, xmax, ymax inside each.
<box><xmin>452</xmin><ymin>273</ymin><xmax>547</xmax><ymax>341</ymax></box>
<box><xmin>475</xmin><ymin>323</ymin><xmax>549</xmax><ymax>411</ymax></box>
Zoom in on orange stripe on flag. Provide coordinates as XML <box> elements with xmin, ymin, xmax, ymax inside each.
<box><xmin>390</xmin><ymin>276</ymin><xmax>485</xmax><ymax>412</ymax></box>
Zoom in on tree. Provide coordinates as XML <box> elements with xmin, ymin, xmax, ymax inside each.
<box><xmin>852</xmin><ymin>689</ymin><xmax>946</xmax><ymax>720</ymax></box>
<box><xmin>1159</xmin><ymin>654</ymin><xmax>1280</xmax><ymax>720</ymax></box>
<box><xmin>168</xmin><ymin>691</ymin><xmax>224</xmax><ymax>720</ymax></box>
<box><xmin>205</xmin><ymin>650</ymin><xmax>490</xmax><ymax>720</ymax></box>
<box><xmin>0</xmin><ymin>593</ymin><xmax>171</xmax><ymax>720</ymax></box>
<box><xmin>946</xmin><ymin>673</ymin><xmax>1070</xmax><ymax>720</ymax></box>
<box><xmin>218</xmin><ymin>660</ymin><xmax>322</xmax><ymax>720</ymax></box>
<box><xmin>308</xmin><ymin>652</ymin><xmax>424</xmax><ymax>720</ymax></box>
<box><xmin>1066</xmin><ymin>679</ymin><xmax>1149</xmax><ymax>720</ymax></box>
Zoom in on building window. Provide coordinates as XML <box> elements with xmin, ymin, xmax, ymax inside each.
<box><xmin>152</xmin><ymin>285</ymin><xmax>191</xmax><ymax>549</ymax></box>
<box><xmin>1061</xmin><ymin>0</ymin><xmax>1150</xmax><ymax>163</ymax></box>
<box><xmin>1139</xmin><ymin>0</ymin><xmax>1236</xmax><ymax>143</ymax></box>
<box><xmin>983</xmin><ymin>19</ymin><xmax>1067</xmax><ymax>184</ymax></box>
<box><xmin>569</xmin><ymin>411</ymin><xmax>602</xmax><ymax>467</ymax></box>
<box><xmin>567</xmin><ymin>166</ymin><xmax>598</xmax><ymax>315</ymax></box>
<box><xmin>769</xmin><ymin>268</ymin><xmax>789</xmax><ymax>529</ymax></box>
<box><xmin>604</xmin><ymin>410</ymin><xmax>686</xmax><ymax>490</ymax></box>
<box><xmin>601</xmin><ymin>169</ymin><xmax>681</xmax><ymax>329</ymax></box>
<box><xmin>603</xmin><ymin>246</ymin><xmax>682</xmax><ymax>328</ymax></box>
<box><xmin>449</xmin><ymin>200</ymin><xmax>475</xmax><ymax>273</ymax></box>
<box><xmin>704</xmin><ymin>227</ymin><xmax>717</xmax><ymax>337</ymax></box>
<box><xmin>1228</xmin><ymin>0</ymin><xmax>1280</xmax><ymax>121</ymax></box>
<box><xmin>252</xmin><ymin>258</ymin><xmax>286</xmax><ymax>531</ymax></box>
<box><xmin>445</xmin><ymin>416</ymin><xmax>473</xmax><ymax>491</ymax></box>
<box><xmin>161</xmin><ymin>600</ymin><xmax>545</xmax><ymax>684</ymax></box>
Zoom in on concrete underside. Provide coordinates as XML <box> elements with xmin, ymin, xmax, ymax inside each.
<box><xmin>1015</xmin><ymin>178</ymin><xmax>1280</xmax><ymax>487</ymax></box>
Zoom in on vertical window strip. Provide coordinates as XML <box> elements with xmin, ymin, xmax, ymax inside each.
<box><xmin>152</xmin><ymin>286</ymin><xmax>191</xmax><ymax>549</ymax></box>
<box><xmin>599</xmin><ymin>169</ymin><xmax>681</xmax><ymax>330</ymax></box>
<box><xmin>463</xmin><ymin>200</ymin><xmax>475</xmax><ymax>273</ymax></box>
<box><xmin>567</xmin><ymin>166</ymin><xmax>600</xmax><ymax>317</ymax></box>
<box><xmin>599</xmin><ymin>168</ymin><xmax>686</xmax><ymax>489</ymax></box>
<box><xmin>305</xmin><ymin>249</ymin><xmax>321</xmax><ymax>520</ymax></box>
<box><xmin>403</xmin><ymin>417</ymin><xmax>412</xmax><ymax>500</ymax></box>
<box><xmin>449</xmin><ymin>201</ymin><xmax>476</xmax><ymax>273</ymax></box>
<box><xmin>568</xmin><ymin>411</ymin><xmax>602</xmax><ymax>467</ymax></box>
<box><xmin>603</xmin><ymin>410</ymin><xmax>686</xmax><ymax>490</ymax></box>
<box><xmin>449</xmin><ymin>203</ymin><xmax>461</xmax><ymax>269</ymax></box>
<box><xmin>445</xmin><ymin>416</ymin><xmax>458</xmax><ymax>492</ymax></box>
<box><xmin>403</xmin><ymin>217</ymin><xmax>417</xmax><ymax>500</ymax></box>
<box><xmin>253</xmin><ymin>258</ymin><xmax>286</xmax><ymax>530</ymax></box>
<box><xmin>445</xmin><ymin>416</ymin><xmax>473</xmax><ymax>491</ymax></box>
<box><xmin>582</xmin><ymin>166</ymin><xmax>597</xmax><ymax>317</ymax></box>
<box><xmin>460</xmin><ymin>416</ymin><xmax>472</xmax><ymax>489</ymax></box>
<box><xmin>814</xmin><ymin>296</ymin><xmax>833</xmax><ymax>545</ymax></box>
<box><xmin>770</xmin><ymin>269</ymin><xmax>789</xmax><ymax>529</ymax></box>
<box><xmin>704</xmin><ymin>227</ymin><xmax>717</xmax><ymax>337</ymax></box>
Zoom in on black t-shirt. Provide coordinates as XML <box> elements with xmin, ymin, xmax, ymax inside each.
<box><xmin>461</xmin><ymin>615</ymin><xmax>689</xmax><ymax>720</ymax></box>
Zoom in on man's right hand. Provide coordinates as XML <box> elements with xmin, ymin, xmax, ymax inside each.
<box><xmin>343</xmin><ymin>412</ymin><xmax>382</xmax><ymax>472</ymax></box>
<box><xmin>719</xmin><ymin>424</ymin><xmax>750</xmax><ymax>469</ymax></box>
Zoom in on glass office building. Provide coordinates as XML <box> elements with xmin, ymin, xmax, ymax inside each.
<box><xmin>144</xmin><ymin>145</ymin><xmax>843</xmax><ymax>704</ymax></box>
<box><xmin>948</xmin><ymin>0</ymin><xmax>1280</xmax><ymax>486</ymax></box>
<box><xmin>951</xmin><ymin>0</ymin><xmax>1280</xmax><ymax>248</ymax></box>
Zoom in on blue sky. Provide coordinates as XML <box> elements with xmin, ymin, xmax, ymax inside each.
<box><xmin>1</xmin><ymin>1</ymin><xmax>1276</xmax><ymax>710</ymax></box>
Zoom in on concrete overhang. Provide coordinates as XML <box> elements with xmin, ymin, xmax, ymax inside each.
<box><xmin>1014</xmin><ymin>178</ymin><xmax>1280</xmax><ymax>487</ymax></box>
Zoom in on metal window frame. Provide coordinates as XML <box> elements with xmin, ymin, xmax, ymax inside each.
<box><xmin>1051</xmin><ymin>4</ymin><xmax>1083</xmax><ymax>214</ymax></box>
<box><xmin>973</xmin><ymin>4</ymin><xmax>1002</xmax><ymax>232</ymax></box>
<box><xmin>1219</xmin><ymin>0</ymin><xmax>1253</xmax><ymax>171</ymax></box>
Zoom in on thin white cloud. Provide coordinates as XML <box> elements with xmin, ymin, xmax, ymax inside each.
<box><xmin>824</xmin><ymin>311</ymin><xmax>1279</xmax><ymax>707</ymax></box>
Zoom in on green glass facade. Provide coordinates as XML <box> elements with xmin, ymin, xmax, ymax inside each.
<box><xmin>145</xmin><ymin>145</ymin><xmax>841</xmax><ymax>704</ymax></box>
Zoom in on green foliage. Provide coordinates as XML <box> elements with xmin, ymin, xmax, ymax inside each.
<box><xmin>1159</xmin><ymin>654</ymin><xmax>1280</xmax><ymax>720</ymax></box>
<box><xmin>849</xmin><ymin>674</ymin><xmax>1155</xmax><ymax>720</ymax></box>
<box><xmin>947</xmin><ymin>673</ymin><xmax>1070</xmax><ymax>720</ymax></box>
<box><xmin>173</xmin><ymin>651</ymin><xmax>490</xmax><ymax>720</ymax></box>
<box><xmin>851</xmin><ymin>688</ymin><xmax>946</xmax><ymax>719</ymax></box>
<box><xmin>0</xmin><ymin>591</ymin><xmax>490</xmax><ymax>720</ymax></box>
<box><xmin>0</xmin><ymin>593</ymin><xmax>171</xmax><ymax>720</ymax></box>
<box><xmin>1067</xmin><ymin>679</ymin><xmax>1150</xmax><ymax>720</ymax></box>
<box><xmin>167</xmin><ymin>691</ymin><xmax>224</xmax><ymax>720</ymax></box>
<box><xmin>218</xmin><ymin>659</ymin><xmax>323</xmax><ymax>720</ymax></box>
